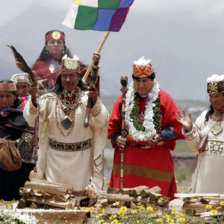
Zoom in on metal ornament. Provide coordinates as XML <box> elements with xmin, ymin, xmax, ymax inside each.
<box><xmin>61</xmin><ymin>117</ymin><xmax>72</xmax><ymax>130</ymax></box>
<box><xmin>211</xmin><ymin>123</ymin><xmax>223</xmax><ymax>136</ymax></box>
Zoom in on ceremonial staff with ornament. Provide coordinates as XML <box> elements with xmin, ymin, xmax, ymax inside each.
<box><xmin>108</xmin><ymin>57</ymin><xmax>184</xmax><ymax>199</ymax></box>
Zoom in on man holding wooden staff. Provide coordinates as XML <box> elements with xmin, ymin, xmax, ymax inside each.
<box><xmin>108</xmin><ymin>56</ymin><xmax>184</xmax><ymax>199</ymax></box>
<box><xmin>23</xmin><ymin>54</ymin><xmax>109</xmax><ymax>206</ymax></box>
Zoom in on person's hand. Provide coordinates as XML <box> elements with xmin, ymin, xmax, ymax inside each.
<box><xmin>116</xmin><ymin>136</ymin><xmax>127</xmax><ymax>150</ymax></box>
<box><xmin>92</xmin><ymin>53</ymin><xmax>100</xmax><ymax>64</ymax></box>
<box><xmin>88</xmin><ymin>84</ymin><xmax>99</xmax><ymax>106</ymax></box>
<box><xmin>29</xmin><ymin>85</ymin><xmax>39</xmax><ymax>106</ymax></box>
<box><xmin>37</xmin><ymin>79</ymin><xmax>47</xmax><ymax>94</ymax></box>
<box><xmin>176</xmin><ymin>110</ymin><xmax>193</xmax><ymax>131</ymax></box>
<box><xmin>147</xmin><ymin>133</ymin><xmax>161</xmax><ymax>146</ymax></box>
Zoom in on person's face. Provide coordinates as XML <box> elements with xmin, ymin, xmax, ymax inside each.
<box><xmin>209</xmin><ymin>92</ymin><xmax>224</xmax><ymax>114</ymax></box>
<box><xmin>133</xmin><ymin>77</ymin><xmax>154</xmax><ymax>96</ymax></box>
<box><xmin>0</xmin><ymin>91</ymin><xmax>16</xmax><ymax>108</ymax></box>
<box><xmin>61</xmin><ymin>73</ymin><xmax>80</xmax><ymax>92</ymax></box>
<box><xmin>46</xmin><ymin>39</ymin><xmax>64</xmax><ymax>60</ymax></box>
<box><xmin>16</xmin><ymin>82</ymin><xmax>30</xmax><ymax>97</ymax></box>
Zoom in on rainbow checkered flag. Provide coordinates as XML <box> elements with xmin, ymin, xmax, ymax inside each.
<box><xmin>63</xmin><ymin>0</ymin><xmax>134</xmax><ymax>32</ymax></box>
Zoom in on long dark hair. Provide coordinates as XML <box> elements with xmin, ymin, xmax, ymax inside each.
<box><xmin>205</xmin><ymin>105</ymin><xmax>214</xmax><ymax>122</ymax></box>
<box><xmin>35</xmin><ymin>46</ymin><xmax>72</xmax><ymax>63</ymax></box>
<box><xmin>35</xmin><ymin>30</ymin><xmax>72</xmax><ymax>63</ymax></box>
<box><xmin>0</xmin><ymin>80</ymin><xmax>21</xmax><ymax>108</ymax></box>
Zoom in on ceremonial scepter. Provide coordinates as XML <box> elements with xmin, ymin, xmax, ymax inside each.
<box><xmin>120</xmin><ymin>76</ymin><xmax>128</xmax><ymax>189</ymax></box>
<box><xmin>83</xmin><ymin>31</ymin><xmax>110</xmax><ymax>128</ymax></box>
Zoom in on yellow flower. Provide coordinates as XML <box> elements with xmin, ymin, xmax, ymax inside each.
<box><xmin>124</xmin><ymin>215</ymin><xmax>129</xmax><ymax>220</ymax></box>
<box><xmin>111</xmin><ymin>220</ymin><xmax>119</xmax><ymax>224</ymax></box>
<box><xmin>113</xmin><ymin>201</ymin><xmax>120</xmax><ymax>206</ymax></box>
<box><xmin>179</xmin><ymin>217</ymin><xmax>186</xmax><ymax>223</ymax></box>
<box><xmin>104</xmin><ymin>222</ymin><xmax>109</xmax><ymax>224</ymax></box>
<box><xmin>205</xmin><ymin>204</ymin><xmax>212</xmax><ymax>210</ymax></box>
<box><xmin>158</xmin><ymin>197</ymin><xmax>164</xmax><ymax>205</ymax></box>
<box><xmin>163</xmin><ymin>214</ymin><xmax>171</xmax><ymax>220</ymax></box>
<box><xmin>101</xmin><ymin>208</ymin><xmax>105</xmax><ymax>213</ymax></box>
<box><xmin>171</xmin><ymin>209</ymin><xmax>178</xmax><ymax>215</ymax></box>
<box><xmin>195</xmin><ymin>212</ymin><xmax>200</xmax><ymax>216</ymax></box>
<box><xmin>210</xmin><ymin>209</ymin><xmax>218</xmax><ymax>215</ymax></box>
<box><xmin>88</xmin><ymin>206</ymin><xmax>95</xmax><ymax>212</ymax></box>
<box><xmin>220</xmin><ymin>201</ymin><xmax>224</xmax><ymax>206</ymax></box>
<box><xmin>149</xmin><ymin>213</ymin><xmax>156</xmax><ymax>218</ymax></box>
<box><xmin>139</xmin><ymin>205</ymin><xmax>145</xmax><ymax>210</ymax></box>
<box><xmin>118</xmin><ymin>211</ymin><xmax>125</xmax><ymax>216</ymax></box>
<box><xmin>109</xmin><ymin>214</ymin><xmax>117</xmax><ymax>220</ymax></box>
<box><xmin>137</xmin><ymin>220</ymin><xmax>141</xmax><ymax>223</ymax></box>
<box><xmin>7</xmin><ymin>203</ymin><xmax>12</xmax><ymax>209</ymax></box>
<box><xmin>120</xmin><ymin>206</ymin><xmax>127</xmax><ymax>212</ymax></box>
<box><xmin>146</xmin><ymin>206</ymin><xmax>154</xmax><ymax>212</ymax></box>
<box><xmin>96</xmin><ymin>213</ymin><xmax>103</xmax><ymax>219</ymax></box>
<box><xmin>131</xmin><ymin>209</ymin><xmax>138</xmax><ymax>214</ymax></box>
<box><xmin>156</xmin><ymin>218</ymin><xmax>163</xmax><ymax>223</ymax></box>
<box><xmin>99</xmin><ymin>220</ymin><xmax>104</xmax><ymax>223</ymax></box>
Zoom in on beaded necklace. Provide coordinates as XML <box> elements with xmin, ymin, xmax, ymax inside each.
<box><xmin>211</xmin><ymin>112</ymin><xmax>224</xmax><ymax>136</ymax></box>
<box><xmin>55</xmin><ymin>88</ymin><xmax>81</xmax><ymax>136</ymax></box>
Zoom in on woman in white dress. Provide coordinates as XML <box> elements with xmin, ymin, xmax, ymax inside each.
<box><xmin>176</xmin><ymin>74</ymin><xmax>224</xmax><ymax>193</ymax></box>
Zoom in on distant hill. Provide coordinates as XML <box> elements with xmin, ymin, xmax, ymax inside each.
<box><xmin>102</xmin><ymin>96</ymin><xmax>208</xmax><ymax>116</ymax></box>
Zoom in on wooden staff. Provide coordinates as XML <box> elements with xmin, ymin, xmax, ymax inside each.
<box><xmin>84</xmin><ymin>56</ymin><xmax>99</xmax><ymax>128</ymax></box>
<box><xmin>82</xmin><ymin>31</ymin><xmax>110</xmax><ymax>82</ymax></box>
<box><xmin>83</xmin><ymin>31</ymin><xmax>110</xmax><ymax>128</ymax></box>
<box><xmin>120</xmin><ymin>76</ymin><xmax>128</xmax><ymax>189</ymax></box>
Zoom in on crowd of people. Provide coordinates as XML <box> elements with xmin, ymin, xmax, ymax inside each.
<box><xmin>0</xmin><ymin>29</ymin><xmax>224</xmax><ymax>203</ymax></box>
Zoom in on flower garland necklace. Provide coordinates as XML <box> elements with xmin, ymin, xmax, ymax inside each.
<box><xmin>125</xmin><ymin>81</ymin><xmax>161</xmax><ymax>141</ymax></box>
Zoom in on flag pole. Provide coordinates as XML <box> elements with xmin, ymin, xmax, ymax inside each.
<box><xmin>82</xmin><ymin>31</ymin><xmax>110</xmax><ymax>82</ymax></box>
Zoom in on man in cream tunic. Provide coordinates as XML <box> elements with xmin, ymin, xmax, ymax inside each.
<box><xmin>23</xmin><ymin>54</ymin><xmax>109</xmax><ymax>197</ymax></box>
<box><xmin>177</xmin><ymin>74</ymin><xmax>224</xmax><ymax>193</ymax></box>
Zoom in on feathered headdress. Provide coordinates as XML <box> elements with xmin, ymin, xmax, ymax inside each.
<box><xmin>8</xmin><ymin>45</ymin><xmax>37</xmax><ymax>86</ymax></box>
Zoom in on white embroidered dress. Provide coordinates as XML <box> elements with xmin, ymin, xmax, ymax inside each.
<box><xmin>184</xmin><ymin>110</ymin><xmax>224</xmax><ymax>193</ymax></box>
<box><xmin>23</xmin><ymin>92</ymin><xmax>109</xmax><ymax>192</ymax></box>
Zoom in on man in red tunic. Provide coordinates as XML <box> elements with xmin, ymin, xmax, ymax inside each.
<box><xmin>108</xmin><ymin>56</ymin><xmax>184</xmax><ymax>199</ymax></box>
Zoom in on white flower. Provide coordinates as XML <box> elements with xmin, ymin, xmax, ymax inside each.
<box><xmin>125</xmin><ymin>81</ymin><xmax>160</xmax><ymax>141</ymax></box>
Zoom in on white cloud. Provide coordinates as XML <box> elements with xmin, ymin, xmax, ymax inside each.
<box><xmin>132</xmin><ymin>0</ymin><xmax>224</xmax><ymax>20</ymax></box>
<box><xmin>1</xmin><ymin>0</ymin><xmax>224</xmax><ymax>26</ymax></box>
<box><xmin>0</xmin><ymin>0</ymin><xmax>71</xmax><ymax>26</ymax></box>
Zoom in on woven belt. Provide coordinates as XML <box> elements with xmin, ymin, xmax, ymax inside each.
<box><xmin>49</xmin><ymin>139</ymin><xmax>91</xmax><ymax>152</ymax></box>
